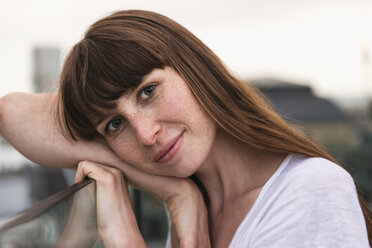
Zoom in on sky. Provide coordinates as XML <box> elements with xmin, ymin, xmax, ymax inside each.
<box><xmin>0</xmin><ymin>0</ymin><xmax>371</xmax><ymax>100</ymax></box>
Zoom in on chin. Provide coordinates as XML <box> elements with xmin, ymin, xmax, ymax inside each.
<box><xmin>172</xmin><ymin>161</ymin><xmax>201</xmax><ymax>178</ymax></box>
<box><xmin>173</xmin><ymin>171</ymin><xmax>195</xmax><ymax>178</ymax></box>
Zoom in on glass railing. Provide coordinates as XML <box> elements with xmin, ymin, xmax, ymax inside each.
<box><xmin>0</xmin><ymin>179</ymin><xmax>103</xmax><ymax>247</ymax></box>
<box><xmin>0</xmin><ymin>176</ymin><xmax>168</xmax><ymax>247</ymax></box>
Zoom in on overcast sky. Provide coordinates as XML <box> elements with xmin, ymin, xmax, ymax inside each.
<box><xmin>0</xmin><ymin>0</ymin><xmax>371</xmax><ymax>99</ymax></box>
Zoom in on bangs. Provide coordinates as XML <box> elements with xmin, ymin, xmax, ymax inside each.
<box><xmin>59</xmin><ymin>37</ymin><xmax>165</xmax><ymax>140</ymax></box>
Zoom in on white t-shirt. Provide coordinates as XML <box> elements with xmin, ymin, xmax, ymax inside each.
<box><xmin>166</xmin><ymin>153</ymin><xmax>370</xmax><ymax>247</ymax></box>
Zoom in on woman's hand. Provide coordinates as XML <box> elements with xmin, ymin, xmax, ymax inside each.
<box><xmin>75</xmin><ymin>160</ymin><xmax>146</xmax><ymax>248</ymax></box>
<box><xmin>110</xmin><ymin>161</ymin><xmax>211</xmax><ymax>248</ymax></box>
<box><xmin>79</xmin><ymin>159</ymin><xmax>211</xmax><ymax>248</ymax></box>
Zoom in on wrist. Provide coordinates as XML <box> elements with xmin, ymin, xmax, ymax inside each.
<box><xmin>97</xmin><ymin>180</ymin><xmax>145</xmax><ymax>248</ymax></box>
<box><xmin>166</xmin><ymin>180</ymin><xmax>211</xmax><ymax>248</ymax></box>
<box><xmin>101</xmin><ymin>235</ymin><xmax>146</xmax><ymax>248</ymax></box>
<box><xmin>100</xmin><ymin>224</ymin><xmax>146</xmax><ymax>248</ymax></box>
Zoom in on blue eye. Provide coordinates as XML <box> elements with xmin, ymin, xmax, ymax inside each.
<box><xmin>139</xmin><ymin>85</ymin><xmax>156</xmax><ymax>102</ymax></box>
<box><xmin>105</xmin><ymin>117</ymin><xmax>125</xmax><ymax>133</ymax></box>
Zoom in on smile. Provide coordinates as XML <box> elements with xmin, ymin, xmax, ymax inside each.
<box><xmin>154</xmin><ymin>131</ymin><xmax>184</xmax><ymax>163</ymax></box>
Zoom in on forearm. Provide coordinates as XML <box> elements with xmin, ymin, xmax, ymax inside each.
<box><xmin>167</xmin><ymin>182</ymin><xmax>211</xmax><ymax>248</ymax></box>
<box><xmin>0</xmin><ymin>92</ymin><xmax>121</xmax><ymax>169</ymax></box>
<box><xmin>99</xmin><ymin>197</ymin><xmax>146</xmax><ymax>248</ymax></box>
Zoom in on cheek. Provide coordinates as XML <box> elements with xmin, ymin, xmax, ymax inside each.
<box><xmin>108</xmin><ymin>137</ymin><xmax>143</xmax><ymax>165</ymax></box>
<box><xmin>158</xmin><ymin>89</ymin><xmax>200</xmax><ymax>126</ymax></box>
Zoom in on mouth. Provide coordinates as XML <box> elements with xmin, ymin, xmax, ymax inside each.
<box><xmin>154</xmin><ymin>131</ymin><xmax>184</xmax><ymax>163</ymax></box>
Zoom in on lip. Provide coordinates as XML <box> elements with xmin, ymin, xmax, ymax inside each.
<box><xmin>154</xmin><ymin>131</ymin><xmax>184</xmax><ymax>163</ymax></box>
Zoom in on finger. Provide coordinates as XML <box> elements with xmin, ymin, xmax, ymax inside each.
<box><xmin>75</xmin><ymin>160</ymin><xmax>128</xmax><ymax>187</ymax></box>
<box><xmin>76</xmin><ymin>161</ymin><xmax>132</xmax><ymax>213</ymax></box>
<box><xmin>75</xmin><ymin>160</ymin><xmax>106</xmax><ymax>183</ymax></box>
<box><xmin>75</xmin><ymin>161</ymin><xmax>86</xmax><ymax>183</ymax></box>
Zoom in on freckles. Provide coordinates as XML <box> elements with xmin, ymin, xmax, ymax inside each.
<box><xmin>109</xmin><ymin>136</ymin><xmax>138</xmax><ymax>160</ymax></box>
<box><xmin>113</xmin><ymin>143</ymin><xmax>142</xmax><ymax>164</ymax></box>
<box><xmin>158</xmin><ymin>93</ymin><xmax>186</xmax><ymax>120</ymax></box>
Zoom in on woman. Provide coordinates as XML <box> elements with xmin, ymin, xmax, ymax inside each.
<box><xmin>0</xmin><ymin>10</ymin><xmax>371</xmax><ymax>247</ymax></box>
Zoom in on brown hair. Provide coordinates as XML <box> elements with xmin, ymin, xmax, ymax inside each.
<box><xmin>57</xmin><ymin>10</ymin><xmax>372</xmax><ymax>244</ymax></box>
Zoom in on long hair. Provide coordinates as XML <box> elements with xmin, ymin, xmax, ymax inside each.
<box><xmin>57</xmin><ymin>10</ymin><xmax>372</xmax><ymax>244</ymax></box>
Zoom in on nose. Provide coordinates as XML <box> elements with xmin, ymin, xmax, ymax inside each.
<box><xmin>131</xmin><ymin>115</ymin><xmax>161</xmax><ymax>146</ymax></box>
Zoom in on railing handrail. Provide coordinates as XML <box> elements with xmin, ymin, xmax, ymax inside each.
<box><xmin>0</xmin><ymin>178</ymin><xmax>94</xmax><ymax>232</ymax></box>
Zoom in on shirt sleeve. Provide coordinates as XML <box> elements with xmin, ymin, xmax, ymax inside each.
<box><xmin>250</xmin><ymin>158</ymin><xmax>369</xmax><ymax>248</ymax></box>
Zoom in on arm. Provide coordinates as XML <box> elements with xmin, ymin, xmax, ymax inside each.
<box><xmin>0</xmin><ymin>92</ymin><xmax>118</xmax><ymax>169</ymax></box>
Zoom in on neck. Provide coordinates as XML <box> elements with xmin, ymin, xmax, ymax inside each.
<box><xmin>196</xmin><ymin>129</ymin><xmax>286</xmax><ymax>214</ymax></box>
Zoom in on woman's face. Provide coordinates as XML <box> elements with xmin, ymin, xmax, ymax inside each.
<box><xmin>95</xmin><ymin>67</ymin><xmax>216</xmax><ymax>177</ymax></box>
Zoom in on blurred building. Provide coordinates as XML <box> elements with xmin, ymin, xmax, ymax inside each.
<box><xmin>33</xmin><ymin>47</ymin><xmax>60</xmax><ymax>93</ymax></box>
<box><xmin>0</xmin><ymin>136</ymin><xmax>32</xmax><ymax>217</ymax></box>
<box><xmin>253</xmin><ymin>78</ymin><xmax>372</xmax><ymax>205</ymax></box>
<box><xmin>0</xmin><ymin>136</ymin><xmax>69</xmax><ymax>218</ymax></box>
<box><xmin>253</xmin><ymin>78</ymin><xmax>358</xmax><ymax>158</ymax></box>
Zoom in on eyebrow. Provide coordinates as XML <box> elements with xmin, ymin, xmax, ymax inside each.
<box><xmin>94</xmin><ymin>117</ymin><xmax>106</xmax><ymax>129</ymax></box>
<box><xmin>92</xmin><ymin>112</ymin><xmax>113</xmax><ymax>130</ymax></box>
<box><xmin>140</xmin><ymin>68</ymin><xmax>162</xmax><ymax>84</ymax></box>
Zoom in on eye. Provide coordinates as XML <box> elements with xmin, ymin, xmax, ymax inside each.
<box><xmin>104</xmin><ymin>117</ymin><xmax>126</xmax><ymax>134</ymax></box>
<box><xmin>138</xmin><ymin>84</ymin><xmax>156</xmax><ymax>103</ymax></box>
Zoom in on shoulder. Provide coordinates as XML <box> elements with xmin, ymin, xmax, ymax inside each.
<box><xmin>275</xmin><ymin>154</ymin><xmax>361</xmax><ymax>218</ymax></box>
<box><xmin>283</xmin><ymin>153</ymin><xmax>356</xmax><ymax>193</ymax></box>
<box><xmin>247</xmin><ymin>154</ymin><xmax>369</xmax><ymax>248</ymax></box>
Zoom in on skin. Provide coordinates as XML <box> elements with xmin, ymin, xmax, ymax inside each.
<box><xmin>0</xmin><ymin>67</ymin><xmax>286</xmax><ymax>247</ymax></box>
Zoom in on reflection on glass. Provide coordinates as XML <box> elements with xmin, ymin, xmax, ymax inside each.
<box><xmin>0</xmin><ymin>179</ymin><xmax>103</xmax><ymax>248</ymax></box>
